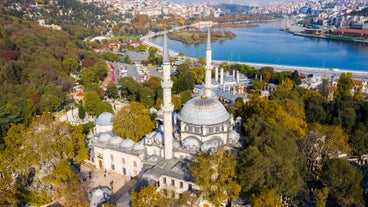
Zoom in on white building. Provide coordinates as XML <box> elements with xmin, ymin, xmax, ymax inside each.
<box><xmin>91</xmin><ymin>29</ymin><xmax>242</xmax><ymax>204</ymax></box>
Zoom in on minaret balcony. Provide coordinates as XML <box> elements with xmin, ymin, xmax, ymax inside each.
<box><xmin>161</xmin><ymin>80</ymin><xmax>173</xmax><ymax>89</ymax></box>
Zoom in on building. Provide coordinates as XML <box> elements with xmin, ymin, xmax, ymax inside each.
<box><xmin>90</xmin><ymin>29</ymin><xmax>242</xmax><ymax>205</ymax></box>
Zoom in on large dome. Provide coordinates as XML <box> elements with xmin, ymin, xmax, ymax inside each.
<box><xmin>178</xmin><ymin>96</ymin><xmax>229</xmax><ymax>125</ymax></box>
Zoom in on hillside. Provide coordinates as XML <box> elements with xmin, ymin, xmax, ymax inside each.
<box><xmin>0</xmin><ymin>14</ymin><xmax>106</xmax><ymax>144</ymax></box>
<box><xmin>0</xmin><ymin>0</ymin><xmax>124</xmax><ymax>39</ymax></box>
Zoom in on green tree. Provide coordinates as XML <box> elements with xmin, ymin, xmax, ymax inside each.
<box><xmin>95</xmin><ymin>101</ymin><xmax>113</xmax><ymax>116</ymax></box>
<box><xmin>78</xmin><ymin>102</ymin><xmax>86</xmax><ymax>120</ymax></box>
<box><xmin>334</xmin><ymin>72</ymin><xmax>354</xmax><ymax>100</ymax></box>
<box><xmin>250</xmin><ymin>189</ymin><xmax>282</xmax><ymax>207</ymax></box>
<box><xmin>138</xmin><ymin>87</ymin><xmax>155</xmax><ymax>108</ymax></box>
<box><xmin>83</xmin><ymin>91</ymin><xmax>101</xmax><ymax>116</ymax></box>
<box><xmin>172</xmin><ymin>63</ymin><xmax>195</xmax><ymax>94</ymax></box>
<box><xmin>190</xmin><ymin>148</ymin><xmax>241</xmax><ymax>207</ymax></box>
<box><xmin>102</xmin><ymin>52</ymin><xmax>119</xmax><ymax>62</ymax></box>
<box><xmin>314</xmin><ymin>187</ymin><xmax>328</xmax><ymax>207</ymax></box>
<box><xmin>106</xmin><ymin>82</ymin><xmax>119</xmax><ymax>99</ymax></box>
<box><xmin>320</xmin><ymin>158</ymin><xmax>363</xmax><ymax>207</ymax></box>
<box><xmin>290</xmin><ymin>70</ymin><xmax>301</xmax><ymax>85</ymax></box>
<box><xmin>237</xmin><ymin>115</ymin><xmax>304</xmax><ymax>198</ymax></box>
<box><xmin>62</xmin><ymin>57</ymin><xmax>79</xmax><ymax>74</ymax></box>
<box><xmin>179</xmin><ymin>90</ymin><xmax>192</xmax><ymax>105</ymax></box>
<box><xmin>130</xmin><ymin>185</ymin><xmax>160</xmax><ymax>207</ymax></box>
<box><xmin>113</xmin><ymin>102</ymin><xmax>154</xmax><ymax>142</ymax></box>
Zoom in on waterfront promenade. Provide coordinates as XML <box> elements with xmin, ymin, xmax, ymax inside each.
<box><xmin>213</xmin><ymin>60</ymin><xmax>368</xmax><ymax>79</ymax></box>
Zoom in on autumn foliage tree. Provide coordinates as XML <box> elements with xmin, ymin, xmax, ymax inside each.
<box><xmin>113</xmin><ymin>102</ymin><xmax>154</xmax><ymax>142</ymax></box>
<box><xmin>0</xmin><ymin>114</ymin><xmax>88</xmax><ymax>206</ymax></box>
<box><xmin>190</xmin><ymin>148</ymin><xmax>241</xmax><ymax>207</ymax></box>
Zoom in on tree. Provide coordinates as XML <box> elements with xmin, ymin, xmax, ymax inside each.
<box><xmin>237</xmin><ymin>115</ymin><xmax>304</xmax><ymax>198</ymax></box>
<box><xmin>172</xmin><ymin>63</ymin><xmax>195</xmax><ymax>94</ymax></box>
<box><xmin>138</xmin><ymin>87</ymin><xmax>155</xmax><ymax>108</ymax></box>
<box><xmin>191</xmin><ymin>66</ymin><xmax>205</xmax><ymax>84</ymax></box>
<box><xmin>190</xmin><ymin>148</ymin><xmax>241</xmax><ymax>207</ymax></box>
<box><xmin>95</xmin><ymin>101</ymin><xmax>113</xmax><ymax>116</ymax></box>
<box><xmin>179</xmin><ymin>90</ymin><xmax>192</xmax><ymax>105</ymax></box>
<box><xmin>244</xmin><ymin>95</ymin><xmax>307</xmax><ymax>138</ymax></box>
<box><xmin>0</xmin><ymin>114</ymin><xmax>88</xmax><ymax>206</ymax></box>
<box><xmin>102</xmin><ymin>52</ymin><xmax>119</xmax><ymax>62</ymax></box>
<box><xmin>62</xmin><ymin>57</ymin><xmax>79</xmax><ymax>74</ymax></box>
<box><xmin>290</xmin><ymin>70</ymin><xmax>301</xmax><ymax>85</ymax></box>
<box><xmin>320</xmin><ymin>158</ymin><xmax>363</xmax><ymax>207</ymax></box>
<box><xmin>83</xmin><ymin>91</ymin><xmax>101</xmax><ymax>116</ymax></box>
<box><xmin>250</xmin><ymin>189</ymin><xmax>282</xmax><ymax>207</ymax></box>
<box><xmin>334</xmin><ymin>72</ymin><xmax>354</xmax><ymax>100</ymax></box>
<box><xmin>171</xmin><ymin>95</ymin><xmax>182</xmax><ymax>112</ymax></box>
<box><xmin>106</xmin><ymin>82</ymin><xmax>119</xmax><ymax>99</ymax></box>
<box><xmin>113</xmin><ymin>102</ymin><xmax>154</xmax><ymax>142</ymax></box>
<box><xmin>78</xmin><ymin>103</ymin><xmax>86</xmax><ymax>120</ymax></box>
<box><xmin>314</xmin><ymin>187</ymin><xmax>328</xmax><ymax>207</ymax></box>
<box><xmin>130</xmin><ymin>185</ymin><xmax>160</xmax><ymax>207</ymax></box>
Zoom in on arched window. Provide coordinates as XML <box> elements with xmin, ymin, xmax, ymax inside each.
<box><xmin>133</xmin><ymin>161</ymin><xmax>137</xmax><ymax>167</ymax></box>
<box><xmin>122</xmin><ymin>158</ymin><xmax>125</xmax><ymax>164</ymax></box>
<box><xmin>110</xmin><ymin>154</ymin><xmax>114</xmax><ymax>161</ymax></box>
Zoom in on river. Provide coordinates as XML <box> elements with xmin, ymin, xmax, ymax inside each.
<box><xmin>149</xmin><ymin>20</ymin><xmax>368</xmax><ymax>72</ymax></box>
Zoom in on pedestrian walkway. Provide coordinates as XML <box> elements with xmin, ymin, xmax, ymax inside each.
<box><xmin>80</xmin><ymin>162</ymin><xmax>132</xmax><ymax>205</ymax></box>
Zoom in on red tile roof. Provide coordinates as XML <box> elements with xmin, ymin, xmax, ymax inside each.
<box><xmin>334</xmin><ymin>28</ymin><xmax>368</xmax><ymax>35</ymax></box>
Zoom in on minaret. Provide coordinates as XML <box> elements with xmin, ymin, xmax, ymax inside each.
<box><xmin>162</xmin><ymin>33</ymin><xmax>174</xmax><ymax>160</ymax></box>
<box><xmin>204</xmin><ymin>27</ymin><xmax>212</xmax><ymax>98</ymax></box>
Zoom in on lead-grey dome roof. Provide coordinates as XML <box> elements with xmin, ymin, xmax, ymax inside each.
<box><xmin>96</xmin><ymin>112</ymin><xmax>114</xmax><ymax>126</ymax></box>
<box><xmin>178</xmin><ymin>96</ymin><xmax>230</xmax><ymax>125</ymax></box>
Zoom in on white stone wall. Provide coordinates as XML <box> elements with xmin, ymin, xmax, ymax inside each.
<box><xmin>146</xmin><ymin>145</ymin><xmax>163</xmax><ymax>157</ymax></box>
<box><xmin>180</xmin><ymin>131</ymin><xmax>227</xmax><ymax>144</ymax></box>
<box><xmin>94</xmin><ymin>147</ymin><xmax>143</xmax><ymax>177</ymax></box>
<box><xmin>173</xmin><ymin>151</ymin><xmax>192</xmax><ymax>160</ymax></box>
<box><xmin>96</xmin><ymin>125</ymin><xmax>113</xmax><ymax>133</ymax></box>
<box><xmin>158</xmin><ymin>175</ymin><xmax>199</xmax><ymax>196</ymax></box>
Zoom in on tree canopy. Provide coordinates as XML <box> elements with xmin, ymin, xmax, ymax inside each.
<box><xmin>190</xmin><ymin>148</ymin><xmax>241</xmax><ymax>207</ymax></box>
<box><xmin>0</xmin><ymin>114</ymin><xmax>88</xmax><ymax>206</ymax></box>
<box><xmin>113</xmin><ymin>102</ymin><xmax>154</xmax><ymax>142</ymax></box>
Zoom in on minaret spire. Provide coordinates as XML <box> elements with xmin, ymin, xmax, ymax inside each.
<box><xmin>204</xmin><ymin>27</ymin><xmax>212</xmax><ymax>98</ymax></box>
<box><xmin>162</xmin><ymin>33</ymin><xmax>174</xmax><ymax>160</ymax></box>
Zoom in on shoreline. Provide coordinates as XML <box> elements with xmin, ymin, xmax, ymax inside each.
<box><xmin>213</xmin><ymin>60</ymin><xmax>368</xmax><ymax>79</ymax></box>
<box><xmin>145</xmin><ymin>37</ymin><xmax>368</xmax><ymax>79</ymax></box>
<box><xmin>280</xmin><ymin>28</ymin><xmax>368</xmax><ymax>45</ymax></box>
<box><xmin>144</xmin><ymin>37</ymin><xmax>368</xmax><ymax>79</ymax></box>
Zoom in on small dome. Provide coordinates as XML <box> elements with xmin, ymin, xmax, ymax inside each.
<box><xmin>120</xmin><ymin>139</ymin><xmax>135</xmax><ymax>149</ymax></box>
<box><xmin>182</xmin><ymin>137</ymin><xmax>201</xmax><ymax>148</ymax></box>
<box><xmin>201</xmin><ymin>138</ymin><xmax>222</xmax><ymax>151</ymax></box>
<box><xmin>109</xmin><ymin>136</ymin><xmax>122</xmax><ymax>145</ymax></box>
<box><xmin>178</xmin><ymin>97</ymin><xmax>230</xmax><ymax>125</ymax></box>
<box><xmin>133</xmin><ymin>140</ymin><xmax>145</xmax><ymax>151</ymax></box>
<box><xmin>149</xmin><ymin>107</ymin><xmax>158</xmax><ymax>114</ymax></box>
<box><xmin>96</xmin><ymin>112</ymin><xmax>114</xmax><ymax>126</ymax></box>
<box><xmin>99</xmin><ymin>133</ymin><xmax>112</xmax><ymax>142</ymax></box>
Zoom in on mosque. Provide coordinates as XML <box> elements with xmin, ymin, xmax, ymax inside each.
<box><xmin>90</xmin><ymin>28</ymin><xmax>243</xmax><ymax>203</ymax></box>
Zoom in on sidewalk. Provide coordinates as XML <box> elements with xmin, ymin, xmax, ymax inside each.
<box><xmin>80</xmin><ymin>162</ymin><xmax>131</xmax><ymax>204</ymax></box>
